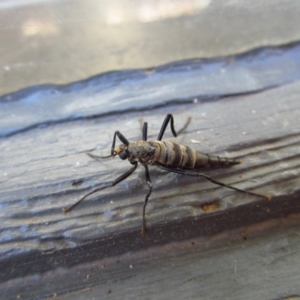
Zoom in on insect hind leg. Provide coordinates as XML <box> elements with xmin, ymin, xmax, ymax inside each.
<box><xmin>157</xmin><ymin>114</ymin><xmax>191</xmax><ymax>141</ymax></box>
<box><xmin>157</xmin><ymin>165</ymin><xmax>271</xmax><ymax>201</ymax></box>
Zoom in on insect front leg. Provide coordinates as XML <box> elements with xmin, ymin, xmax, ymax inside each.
<box><xmin>108</xmin><ymin>130</ymin><xmax>130</xmax><ymax>156</ymax></box>
<box><xmin>157</xmin><ymin>114</ymin><xmax>191</xmax><ymax>141</ymax></box>
<box><xmin>157</xmin><ymin>165</ymin><xmax>272</xmax><ymax>201</ymax></box>
<box><xmin>63</xmin><ymin>162</ymin><xmax>138</xmax><ymax>213</ymax></box>
<box><xmin>86</xmin><ymin>130</ymin><xmax>130</xmax><ymax>159</ymax></box>
<box><xmin>141</xmin><ymin>164</ymin><xmax>153</xmax><ymax>235</ymax></box>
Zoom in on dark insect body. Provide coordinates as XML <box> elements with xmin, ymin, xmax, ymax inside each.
<box><xmin>124</xmin><ymin>140</ymin><xmax>239</xmax><ymax>169</ymax></box>
<box><xmin>63</xmin><ymin>114</ymin><xmax>271</xmax><ymax>234</ymax></box>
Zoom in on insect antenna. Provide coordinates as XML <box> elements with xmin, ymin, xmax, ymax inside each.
<box><xmin>86</xmin><ymin>151</ymin><xmax>113</xmax><ymax>159</ymax></box>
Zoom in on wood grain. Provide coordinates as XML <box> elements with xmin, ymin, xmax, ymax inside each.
<box><xmin>1</xmin><ymin>49</ymin><xmax>300</xmax><ymax>299</ymax></box>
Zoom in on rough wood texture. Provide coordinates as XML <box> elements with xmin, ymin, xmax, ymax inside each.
<box><xmin>2</xmin><ymin>42</ymin><xmax>300</xmax><ymax>137</ymax></box>
<box><xmin>1</xmin><ymin>44</ymin><xmax>300</xmax><ymax>299</ymax></box>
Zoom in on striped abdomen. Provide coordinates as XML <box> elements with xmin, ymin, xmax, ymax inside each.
<box><xmin>154</xmin><ymin>141</ymin><xmax>240</xmax><ymax>169</ymax></box>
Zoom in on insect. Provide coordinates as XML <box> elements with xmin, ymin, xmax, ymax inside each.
<box><xmin>63</xmin><ymin>114</ymin><xmax>271</xmax><ymax>234</ymax></box>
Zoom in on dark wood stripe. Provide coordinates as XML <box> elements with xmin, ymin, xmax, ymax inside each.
<box><xmin>207</xmin><ymin>153</ymin><xmax>211</xmax><ymax>167</ymax></box>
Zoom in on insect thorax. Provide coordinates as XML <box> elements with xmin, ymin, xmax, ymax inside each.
<box><xmin>127</xmin><ymin>141</ymin><xmax>158</xmax><ymax>165</ymax></box>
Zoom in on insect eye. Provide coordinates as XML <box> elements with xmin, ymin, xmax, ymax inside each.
<box><xmin>119</xmin><ymin>151</ymin><xmax>128</xmax><ymax>160</ymax></box>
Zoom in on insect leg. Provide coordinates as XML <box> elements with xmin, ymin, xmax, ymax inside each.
<box><xmin>157</xmin><ymin>165</ymin><xmax>272</xmax><ymax>201</ymax></box>
<box><xmin>142</xmin><ymin>122</ymin><xmax>148</xmax><ymax>141</ymax></box>
<box><xmin>157</xmin><ymin>114</ymin><xmax>191</xmax><ymax>141</ymax></box>
<box><xmin>110</xmin><ymin>131</ymin><xmax>129</xmax><ymax>155</ymax></box>
<box><xmin>141</xmin><ymin>164</ymin><xmax>153</xmax><ymax>235</ymax></box>
<box><xmin>86</xmin><ymin>131</ymin><xmax>130</xmax><ymax>159</ymax></box>
<box><xmin>138</xmin><ymin>118</ymin><xmax>148</xmax><ymax>140</ymax></box>
<box><xmin>63</xmin><ymin>162</ymin><xmax>138</xmax><ymax>213</ymax></box>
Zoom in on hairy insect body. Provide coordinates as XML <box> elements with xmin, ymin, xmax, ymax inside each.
<box><xmin>126</xmin><ymin>140</ymin><xmax>240</xmax><ymax>169</ymax></box>
<box><xmin>126</xmin><ymin>141</ymin><xmax>157</xmax><ymax>165</ymax></box>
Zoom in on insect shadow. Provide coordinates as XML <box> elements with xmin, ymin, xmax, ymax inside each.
<box><xmin>63</xmin><ymin>114</ymin><xmax>271</xmax><ymax>234</ymax></box>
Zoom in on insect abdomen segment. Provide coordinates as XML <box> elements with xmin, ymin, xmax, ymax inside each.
<box><xmin>154</xmin><ymin>141</ymin><xmax>240</xmax><ymax>168</ymax></box>
<box><xmin>194</xmin><ymin>151</ymin><xmax>240</xmax><ymax>168</ymax></box>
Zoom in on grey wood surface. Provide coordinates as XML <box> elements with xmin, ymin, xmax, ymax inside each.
<box><xmin>1</xmin><ymin>52</ymin><xmax>300</xmax><ymax>298</ymax></box>
<box><xmin>1</xmin><ymin>42</ymin><xmax>300</xmax><ymax>137</ymax></box>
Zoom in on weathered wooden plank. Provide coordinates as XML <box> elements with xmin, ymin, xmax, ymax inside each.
<box><xmin>1</xmin><ymin>43</ymin><xmax>300</xmax><ymax>137</ymax></box>
<box><xmin>1</xmin><ymin>75</ymin><xmax>300</xmax><ymax>300</ymax></box>
<box><xmin>2</xmin><ymin>218</ymin><xmax>300</xmax><ymax>300</ymax></box>
<box><xmin>1</xmin><ymin>40</ymin><xmax>300</xmax><ymax>297</ymax></box>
